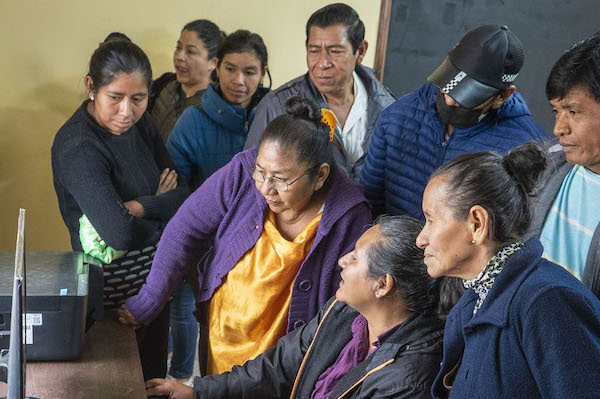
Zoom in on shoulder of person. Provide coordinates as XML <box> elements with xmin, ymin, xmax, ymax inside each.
<box><xmin>377</xmin><ymin>83</ymin><xmax>433</xmax><ymax>124</ymax></box>
<box><xmin>136</xmin><ymin>111</ymin><xmax>161</xmax><ymax>137</ymax></box>
<box><xmin>262</xmin><ymin>73</ymin><xmax>313</xmax><ymax>106</ymax></box>
<box><xmin>229</xmin><ymin>148</ymin><xmax>257</xmax><ymax>173</ymax></box>
<box><xmin>148</xmin><ymin>72</ymin><xmax>177</xmax><ymax>112</ymax></box>
<box><xmin>53</xmin><ymin>105</ymin><xmax>104</xmax><ymax>153</ymax></box>
<box><xmin>497</xmin><ymin>90</ymin><xmax>536</xmax><ymax>120</ymax></box>
<box><xmin>327</xmin><ymin>170</ymin><xmax>369</xmax><ymax>206</ymax></box>
<box><xmin>511</xmin><ymin>255</ymin><xmax>593</xmax><ymax>316</ymax></box>
<box><xmin>355</xmin><ymin>64</ymin><xmax>396</xmax><ymax>102</ymax></box>
<box><xmin>150</xmin><ymin>72</ymin><xmax>176</xmax><ymax>97</ymax></box>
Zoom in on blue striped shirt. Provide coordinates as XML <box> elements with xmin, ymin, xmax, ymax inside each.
<box><xmin>540</xmin><ymin>165</ymin><xmax>600</xmax><ymax>280</ymax></box>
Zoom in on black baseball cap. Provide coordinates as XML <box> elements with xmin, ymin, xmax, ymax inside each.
<box><xmin>427</xmin><ymin>24</ymin><xmax>524</xmax><ymax>109</ymax></box>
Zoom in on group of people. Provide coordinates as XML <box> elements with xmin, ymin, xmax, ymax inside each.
<box><xmin>49</xmin><ymin>2</ymin><xmax>600</xmax><ymax>398</ymax></box>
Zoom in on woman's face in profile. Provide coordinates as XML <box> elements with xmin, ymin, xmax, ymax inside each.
<box><xmin>417</xmin><ymin>176</ymin><xmax>477</xmax><ymax>279</ymax></box>
<box><xmin>87</xmin><ymin>71</ymin><xmax>148</xmax><ymax>135</ymax></box>
<box><xmin>254</xmin><ymin>141</ymin><xmax>324</xmax><ymax>217</ymax></box>
<box><xmin>336</xmin><ymin>225</ymin><xmax>381</xmax><ymax>311</ymax></box>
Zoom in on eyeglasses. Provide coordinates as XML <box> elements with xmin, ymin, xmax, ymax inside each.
<box><xmin>252</xmin><ymin>166</ymin><xmax>316</xmax><ymax>192</ymax></box>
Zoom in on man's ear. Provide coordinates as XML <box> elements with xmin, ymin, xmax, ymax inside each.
<box><xmin>491</xmin><ymin>85</ymin><xmax>516</xmax><ymax>109</ymax></box>
<box><xmin>355</xmin><ymin>40</ymin><xmax>368</xmax><ymax>65</ymax></box>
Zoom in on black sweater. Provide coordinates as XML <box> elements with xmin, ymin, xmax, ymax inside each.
<box><xmin>52</xmin><ymin>101</ymin><xmax>189</xmax><ymax>252</ymax></box>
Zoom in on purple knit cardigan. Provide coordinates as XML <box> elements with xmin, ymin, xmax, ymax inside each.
<box><xmin>126</xmin><ymin>149</ymin><xmax>372</xmax><ymax>331</ymax></box>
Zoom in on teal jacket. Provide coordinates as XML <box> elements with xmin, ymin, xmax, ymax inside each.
<box><xmin>167</xmin><ymin>82</ymin><xmax>270</xmax><ymax>189</ymax></box>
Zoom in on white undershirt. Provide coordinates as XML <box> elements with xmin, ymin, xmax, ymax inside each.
<box><xmin>330</xmin><ymin>71</ymin><xmax>369</xmax><ymax>165</ymax></box>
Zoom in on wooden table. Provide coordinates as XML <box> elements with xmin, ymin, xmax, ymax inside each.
<box><xmin>1</xmin><ymin>311</ymin><xmax>146</xmax><ymax>399</ymax></box>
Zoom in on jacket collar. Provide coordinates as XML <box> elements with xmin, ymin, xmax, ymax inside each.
<box><xmin>422</xmin><ymin>82</ymin><xmax>534</xmax><ymax>140</ymax></box>
<box><xmin>367</xmin><ymin>312</ymin><xmax>444</xmax><ymax>371</ymax></box>
<box><xmin>202</xmin><ymin>82</ymin><xmax>271</xmax><ymax>132</ymax></box>
<box><xmin>462</xmin><ymin>238</ymin><xmax>544</xmax><ymax>329</ymax></box>
<box><xmin>302</xmin><ymin>64</ymin><xmax>392</xmax><ymax>107</ymax></box>
<box><xmin>301</xmin><ymin>64</ymin><xmax>394</xmax><ymax>160</ymax></box>
<box><xmin>325</xmin><ymin>304</ymin><xmax>443</xmax><ymax>399</ymax></box>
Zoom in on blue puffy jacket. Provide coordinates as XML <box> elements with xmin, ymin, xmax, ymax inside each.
<box><xmin>360</xmin><ymin>83</ymin><xmax>548</xmax><ymax>220</ymax></box>
<box><xmin>166</xmin><ymin>82</ymin><xmax>270</xmax><ymax>190</ymax></box>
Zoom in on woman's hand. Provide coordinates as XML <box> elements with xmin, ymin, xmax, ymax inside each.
<box><xmin>156</xmin><ymin>168</ymin><xmax>178</xmax><ymax>195</ymax></box>
<box><xmin>117</xmin><ymin>304</ymin><xmax>142</xmax><ymax>327</ymax></box>
<box><xmin>146</xmin><ymin>378</ymin><xmax>193</xmax><ymax>399</ymax></box>
<box><xmin>124</xmin><ymin>200</ymin><xmax>145</xmax><ymax>218</ymax></box>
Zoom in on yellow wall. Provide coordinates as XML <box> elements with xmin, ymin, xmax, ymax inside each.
<box><xmin>0</xmin><ymin>0</ymin><xmax>382</xmax><ymax>251</ymax></box>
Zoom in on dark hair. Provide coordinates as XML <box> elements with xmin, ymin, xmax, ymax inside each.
<box><xmin>87</xmin><ymin>39</ymin><xmax>152</xmax><ymax>92</ymax></box>
<box><xmin>306</xmin><ymin>3</ymin><xmax>365</xmax><ymax>53</ymax></box>
<box><xmin>546</xmin><ymin>33</ymin><xmax>600</xmax><ymax>103</ymax></box>
<box><xmin>367</xmin><ymin>215</ymin><xmax>462</xmax><ymax>317</ymax></box>
<box><xmin>258</xmin><ymin>96</ymin><xmax>335</xmax><ymax>184</ymax></box>
<box><xmin>103</xmin><ymin>32</ymin><xmax>132</xmax><ymax>43</ymax></box>
<box><xmin>431</xmin><ymin>142</ymin><xmax>547</xmax><ymax>252</ymax></box>
<box><xmin>213</xmin><ymin>29</ymin><xmax>271</xmax><ymax>87</ymax></box>
<box><xmin>182</xmin><ymin>19</ymin><xmax>225</xmax><ymax>60</ymax></box>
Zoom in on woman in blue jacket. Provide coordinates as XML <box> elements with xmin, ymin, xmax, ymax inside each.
<box><xmin>166</xmin><ymin>30</ymin><xmax>271</xmax><ymax>191</ymax></box>
<box><xmin>416</xmin><ymin>142</ymin><xmax>600</xmax><ymax>398</ymax></box>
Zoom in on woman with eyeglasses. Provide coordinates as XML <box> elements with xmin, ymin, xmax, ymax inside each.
<box><xmin>119</xmin><ymin>96</ymin><xmax>372</xmax><ymax>376</ymax></box>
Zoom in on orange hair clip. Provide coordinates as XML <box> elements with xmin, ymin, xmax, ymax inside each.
<box><xmin>320</xmin><ymin>108</ymin><xmax>337</xmax><ymax>142</ymax></box>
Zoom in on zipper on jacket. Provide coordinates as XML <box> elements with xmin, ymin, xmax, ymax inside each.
<box><xmin>289</xmin><ymin>299</ymin><xmax>338</xmax><ymax>399</ymax></box>
<box><xmin>438</xmin><ymin>126</ymin><xmax>454</xmax><ymax>166</ymax></box>
<box><xmin>335</xmin><ymin>358</ymin><xmax>395</xmax><ymax>399</ymax></box>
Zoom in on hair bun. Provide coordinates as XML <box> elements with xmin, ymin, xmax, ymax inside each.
<box><xmin>503</xmin><ymin>142</ymin><xmax>548</xmax><ymax>194</ymax></box>
<box><xmin>284</xmin><ymin>96</ymin><xmax>322</xmax><ymax>123</ymax></box>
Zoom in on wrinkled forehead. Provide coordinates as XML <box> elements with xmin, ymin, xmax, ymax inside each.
<box><xmin>256</xmin><ymin>140</ymin><xmax>301</xmax><ymax>170</ymax></box>
<box><xmin>550</xmin><ymin>85</ymin><xmax>599</xmax><ymax>108</ymax></box>
<box><xmin>355</xmin><ymin>225</ymin><xmax>382</xmax><ymax>254</ymax></box>
<box><xmin>306</xmin><ymin>24</ymin><xmax>351</xmax><ymax>46</ymax></box>
<box><xmin>422</xmin><ymin>176</ymin><xmax>453</xmax><ymax>214</ymax></box>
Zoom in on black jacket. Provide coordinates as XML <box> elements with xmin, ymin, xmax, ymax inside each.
<box><xmin>193</xmin><ymin>298</ymin><xmax>444</xmax><ymax>398</ymax></box>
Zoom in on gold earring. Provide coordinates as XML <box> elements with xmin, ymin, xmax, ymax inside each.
<box><xmin>90</xmin><ymin>95</ymin><xmax>94</xmax><ymax>101</ymax></box>
<box><xmin>472</xmin><ymin>240</ymin><xmax>477</xmax><ymax>244</ymax></box>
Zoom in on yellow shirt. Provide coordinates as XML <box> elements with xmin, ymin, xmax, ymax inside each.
<box><xmin>207</xmin><ymin>210</ymin><xmax>322</xmax><ymax>374</ymax></box>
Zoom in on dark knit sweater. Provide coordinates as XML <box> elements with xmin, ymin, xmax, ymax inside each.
<box><xmin>51</xmin><ymin>101</ymin><xmax>189</xmax><ymax>251</ymax></box>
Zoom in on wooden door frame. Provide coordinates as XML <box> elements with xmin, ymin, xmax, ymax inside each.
<box><xmin>374</xmin><ymin>0</ymin><xmax>392</xmax><ymax>82</ymax></box>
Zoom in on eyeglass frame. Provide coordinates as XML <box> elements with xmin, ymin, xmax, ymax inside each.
<box><xmin>252</xmin><ymin>164</ymin><xmax>319</xmax><ymax>192</ymax></box>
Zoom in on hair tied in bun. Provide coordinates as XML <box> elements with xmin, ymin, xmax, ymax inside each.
<box><xmin>320</xmin><ymin>109</ymin><xmax>336</xmax><ymax>142</ymax></box>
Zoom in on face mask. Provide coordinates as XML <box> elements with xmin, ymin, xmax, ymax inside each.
<box><xmin>435</xmin><ymin>91</ymin><xmax>488</xmax><ymax>128</ymax></box>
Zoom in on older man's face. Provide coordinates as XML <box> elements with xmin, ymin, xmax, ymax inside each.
<box><xmin>550</xmin><ymin>86</ymin><xmax>600</xmax><ymax>174</ymax></box>
<box><xmin>306</xmin><ymin>24</ymin><xmax>362</xmax><ymax>97</ymax></box>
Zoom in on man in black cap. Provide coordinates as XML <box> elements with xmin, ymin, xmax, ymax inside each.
<box><xmin>361</xmin><ymin>24</ymin><xmax>547</xmax><ymax>220</ymax></box>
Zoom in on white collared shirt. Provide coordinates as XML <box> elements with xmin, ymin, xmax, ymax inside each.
<box><xmin>330</xmin><ymin>71</ymin><xmax>369</xmax><ymax>165</ymax></box>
